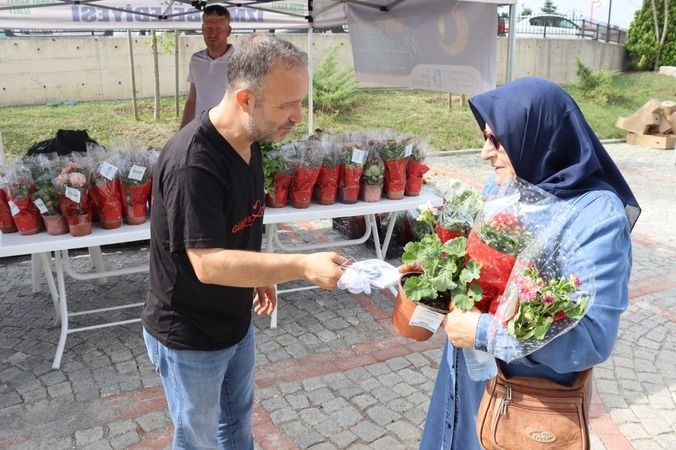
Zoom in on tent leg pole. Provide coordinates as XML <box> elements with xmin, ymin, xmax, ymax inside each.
<box><xmin>127</xmin><ymin>30</ymin><xmax>139</xmax><ymax>121</ymax></box>
<box><xmin>307</xmin><ymin>26</ymin><xmax>314</xmax><ymax>134</ymax></box>
<box><xmin>175</xmin><ymin>29</ymin><xmax>180</xmax><ymax>118</ymax></box>
<box><xmin>152</xmin><ymin>30</ymin><xmax>160</xmax><ymax>120</ymax></box>
<box><xmin>506</xmin><ymin>4</ymin><xmax>517</xmax><ymax>83</ymax></box>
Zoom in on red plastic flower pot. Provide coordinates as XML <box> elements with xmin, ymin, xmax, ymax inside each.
<box><xmin>384</xmin><ymin>159</ymin><xmax>408</xmax><ymax>200</ymax></box>
<box><xmin>314</xmin><ymin>166</ymin><xmax>339</xmax><ymax>205</ymax></box>
<box><xmin>339</xmin><ymin>166</ymin><xmax>363</xmax><ymax>204</ymax></box>
<box><xmin>466</xmin><ymin>228</ymin><xmax>517</xmax><ymax>314</ymax></box>
<box><xmin>405</xmin><ymin>160</ymin><xmax>429</xmax><ymax>196</ymax></box>
<box><xmin>121</xmin><ymin>182</ymin><xmax>151</xmax><ymax>225</ymax></box>
<box><xmin>435</xmin><ymin>224</ymin><xmax>463</xmax><ymax>243</ymax></box>
<box><xmin>265</xmin><ymin>173</ymin><xmax>292</xmax><ymax>208</ymax></box>
<box><xmin>0</xmin><ymin>190</ymin><xmax>18</xmax><ymax>233</ymax></box>
<box><xmin>290</xmin><ymin>167</ymin><xmax>320</xmax><ymax>209</ymax></box>
<box><xmin>10</xmin><ymin>196</ymin><xmax>42</xmax><ymax>235</ymax></box>
<box><xmin>92</xmin><ymin>180</ymin><xmax>123</xmax><ymax>229</ymax></box>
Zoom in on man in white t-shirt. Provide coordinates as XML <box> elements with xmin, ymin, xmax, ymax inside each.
<box><xmin>180</xmin><ymin>5</ymin><xmax>234</xmax><ymax>129</ymax></box>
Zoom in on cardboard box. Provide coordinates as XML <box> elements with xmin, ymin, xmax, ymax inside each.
<box><xmin>626</xmin><ymin>132</ymin><xmax>676</xmax><ymax>150</ymax></box>
<box><xmin>658</xmin><ymin>112</ymin><xmax>673</xmax><ymax>134</ymax></box>
<box><xmin>616</xmin><ymin>99</ymin><xmax>662</xmax><ymax>135</ymax></box>
<box><xmin>661</xmin><ymin>100</ymin><xmax>676</xmax><ymax>115</ymax></box>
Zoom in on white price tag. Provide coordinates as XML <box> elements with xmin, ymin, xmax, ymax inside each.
<box><xmin>405</xmin><ymin>144</ymin><xmax>414</xmax><ymax>157</ymax></box>
<box><xmin>128</xmin><ymin>164</ymin><xmax>147</xmax><ymax>181</ymax></box>
<box><xmin>409</xmin><ymin>305</ymin><xmax>445</xmax><ymax>333</ymax></box>
<box><xmin>7</xmin><ymin>200</ymin><xmax>20</xmax><ymax>216</ymax></box>
<box><xmin>99</xmin><ymin>161</ymin><xmax>118</xmax><ymax>180</ymax></box>
<box><xmin>351</xmin><ymin>148</ymin><xmax>365</xmax><ymax>165</ymax></box>
<box><xmin>33</xmin><ymin>198</ymin><xmax>48</xmax><ymax>214</ymax></box>
<box><xmin>65</xmin><ymin>186</ymin><xmax>81</xmax><ymax>203</ymax></box>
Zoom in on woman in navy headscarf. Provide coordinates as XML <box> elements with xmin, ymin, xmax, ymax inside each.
<box><xmin>419</xmin><ymin>77</ymin><xmax>640</xmax><ymax>450</ymax></box>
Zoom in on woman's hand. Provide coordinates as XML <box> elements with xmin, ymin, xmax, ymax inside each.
<box><xmin>444</xmin><ymin>307</ymin><xmax>481</xmax><ymax>348</ymax></box>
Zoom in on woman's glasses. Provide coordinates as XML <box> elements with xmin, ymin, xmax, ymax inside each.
<box><xmin>484</xmin><ymin>132</ymin><xmax>500</xmax><ymax>150</ymax></box>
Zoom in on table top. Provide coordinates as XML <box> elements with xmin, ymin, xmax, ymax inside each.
<box><xmin>0</xmin><ymin>191</ymin><xmax>442</xmax><ymax>258</ymax></box>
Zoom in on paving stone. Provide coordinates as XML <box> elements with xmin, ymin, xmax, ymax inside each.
<box><xmin>351</xmin><ymin>421</ymin><xmax>386</xmax><ymax>443</ymax></box>
<box><xmin>75</xmin><ymin>427</ymin><xmax>104</xmax><ymax>446</ymax></box>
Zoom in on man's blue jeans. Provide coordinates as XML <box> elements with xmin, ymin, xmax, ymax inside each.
<box><xmin>143</xmin><ymin>323</ymin><xmax>255</xmax><ymax>450</ymax></box>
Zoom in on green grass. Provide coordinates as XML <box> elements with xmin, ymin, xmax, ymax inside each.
<box><xmin>1</xmin><ymin>72</ymin><xmax>674</xmax><ymax>159</ymax></box>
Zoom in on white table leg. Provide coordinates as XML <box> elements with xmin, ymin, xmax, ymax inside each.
<box><xmin>31</xmin><ymin>253</ymin><xmax>41</xmax><ymax>293</ymax></box>
<box><xmin>367</xmin><ymin>214</ymin><xmax>384</xmax><ymax>260</ymax></box>
<box><xmin>380</xmin><ymin>213</ymin><xmax>398</xmax><ymax>260</ymax></box>
<box><xmin>88</xmin><ymin>246</ymin><xmax>107</xmax><ymax>284</ymax></box>
<box><xmin>52</xmin><ymin>250</ymin><xmax>70</xmax><ymax>370</ymax></box>
<box><xmin>39</xmin><ymin>253</ymin><xmax>61</xmax><ymax>325</ymax></box>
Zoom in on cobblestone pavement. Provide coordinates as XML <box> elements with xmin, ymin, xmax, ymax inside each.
<box><xmin>0</xmin><ymin>143</ymin><xmax>674</xmax><ymax>449</ymax></box>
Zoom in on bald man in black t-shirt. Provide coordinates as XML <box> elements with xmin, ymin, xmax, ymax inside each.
<box><xmin>143</xmin><ymin>34</ymin><xmax>346</xmax><ymax>450</ymax></box>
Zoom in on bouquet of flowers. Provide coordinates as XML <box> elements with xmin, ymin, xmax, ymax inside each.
<box><xmin>28</xmin><ymin>155</ymin><xmax>68</xmax><ymax>234</ymax></box>
<box><xmin>377</xmin><ymin>130</ymin><xmax>409</xmax><ymax>200</ymax></box>
<box><xmin>436</xmin><ymin>183</ymin><xmax>484</xmax><ymax>242</ymax></box>
<box><xmin>486</xmin><ymin>228</ymin><xmax>595</xmax><ymax>362</ymax></box>
<box><xmin>0</xmin><ymin>165</ymin><xmax>19</xmax><ymax>233</ymax></box>
<box><xmin>361</xmin><ymin>139</ymin><xmax>386</xmax><ymax>202</ymax></box>
<box><xmin>467</xmin><ymin>178</ymin><xmax>566</xmax><ymax>314</ymax></box>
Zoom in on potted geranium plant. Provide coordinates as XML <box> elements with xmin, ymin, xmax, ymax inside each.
<box><xmin>313</xmin><ymin>133</ymin><xmax>340</xmax><ymax>205</ymax></box>
<box><xmin>90</xmin><ymin>155</ymin><xmax>124</xmax><ymax>229</ymax></box>
<box><xmin>31</xmin><ymin>170</ymin><xmax>68</xmax><ymax>235</ymax></box>
<box><xmin>289</xmin><ymin>140</ymin><xmax>323</xmax><ymax>209</ymax></box>
<box><xmin>379</xmin><ymin>135</ymin><xmax>408</xmax><ymax>200</ymax></box>
<box><xmin>56</xmin><ymin>162</ymin><xmax>93</xmax><ymax>236</ymax></box>
<box><xmin>0</xmin><ymin>170</ymin><xmax>19</xmax><ymax>234</ymax></box>
<box><xmin>404</xmin><ymin>137</ymin><xmax>430</xmax><ymax>196</ymax></box>
<box><xmin>392</xmin><ymin>233</ymin><xmax>483</xmax><ymax>341</ymax></box>
<box><xmin>119</xmin><ymin>152</ymin><xmax>152</xmax><ymax>225</ymax></box>
<box><xmin>360</xmin><ymin>145</ymin><xmax>385</xmax><ymax>202</ymax></box>
<box><xmin>338</xmin><ymin>134</ymin><xmax>366</xmax><ymax>204</ymax></box>
<box><xmin>5</xmin><ymin>165</ymin><xmax>42</xmax><ymax>235</ymax></box>
<box><xmin>262</xmin><ymin>142</ymin><xmax>293</xmax><ymax>208</ymax></box>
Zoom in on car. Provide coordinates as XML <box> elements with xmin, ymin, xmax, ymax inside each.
<box><xmin>513</xmin><ymin>15</ymin><xmax>597</xmax><ymax>39</ymax></box>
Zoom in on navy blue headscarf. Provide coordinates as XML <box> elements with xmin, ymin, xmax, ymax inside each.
<box><xmin>469</xmin><ymin>77</ymin><xmax>640</xmax><ymax>230</ymax></box>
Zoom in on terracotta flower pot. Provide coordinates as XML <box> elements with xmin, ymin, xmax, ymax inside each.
<box><xmin>435</xmin><ymin>223</ymin><xmax>464</xmax><ymax>243</ymax></box>
<box><xmin>42</xmin><ymin>214</ymin><xmax>69</xmax><ymax>235</ymax></box>
<box><xmin>92</xmin><ymin>180</ymin><xmax>123</xmax><ymax>229</ymax></box>
<box><xmin>361</xmin><ymin>184</ymin><xmax>383</xmax><ymax>203</ymax></box>
<box><xmin>121</xmin><ymin>182</ymin><xmax>151</xmax><ymax>224</ymax></box>
<box><xmin>314</xmin><ymin>166</ymin><xmax>340</xmax><ymax>206</ymax></box>
<box><xmin>66</xmin><ymin>214</ymin><xmax>92</xmax><ymax>237</ymax></box>
<box><xmin>124</xmin><ymin>205</ymin><xmax>147</xmax><ymax>225</ymax></box>
<box><xmin>339</xmin><ymin>166</ymin><xmax>363</xmax><ymax>204</ymax></box>
<box><xmin>391</xmin><ymin>282</ymin><xmax>434</xmax><ymax>342</ymax></box>
<box><xmin>290</xmin><ymin>167</ymin><xmax>321</xmax><ymax>209</ymax></box>
<box><xmin>10</xmin><ymin>196</ymin><xmax>42</xmax><ymax>235</ymax></box>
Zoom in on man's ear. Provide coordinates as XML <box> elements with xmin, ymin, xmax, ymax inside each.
<box><xmin>235</xmin><ymin>88</ymin><xmax>255</xmax><ymax>113</ymax></box>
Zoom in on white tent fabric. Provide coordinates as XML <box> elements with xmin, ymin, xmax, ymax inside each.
<box><xmin>0</xmin><ymin>0</ymin><xmax>517</xmax><ymax>103</ymax></box>
<box><xmin>0</xmin><ymin>1</ymin><xmax>514</xmax><ymax>30</ymax></box>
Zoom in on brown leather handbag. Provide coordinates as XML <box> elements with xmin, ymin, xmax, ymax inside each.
<box><xmin>476</xmin><ymin>365</ymin><xmax>593</xmax><ymax>450</ymax></box>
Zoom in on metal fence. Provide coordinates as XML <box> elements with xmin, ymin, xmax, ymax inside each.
<box><xmin>500</xmin><ymin>15</ymin><xmax>626</xmax><ymax>44</ymax></box>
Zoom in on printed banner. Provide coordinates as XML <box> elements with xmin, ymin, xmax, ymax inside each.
<box><xmin>347</xmin><ymin>0</ymin><xmax>497</xmax><ymax>95</ymax></box>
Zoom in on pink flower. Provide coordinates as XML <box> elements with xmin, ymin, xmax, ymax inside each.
<box><xmin>68</xmin><ymin>172</ymin><xmax>87</xmax><ymax>188</ymax></box>
<box><xmin>516</xmin><ymin>276</ymin><xmax>538</xmax><ymax>302</ymax></box>
<box><xmin>570</xmin><ymin>274</ymin><xmax>581</xmax><ymax>288</ymax></box>
<box><xmin>541</xmin><ymin>292</ymin><xmax>555</xmax><ymax>304</ymax></box>
<box><xmin>490</xmin><ymin>212</ymin><xmax>521</xmax><ymax>232</ymax></box>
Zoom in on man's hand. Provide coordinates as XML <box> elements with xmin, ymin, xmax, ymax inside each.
<box><xmin>302</xmin><ymin>252</ymin><xmax>348</xmax><ymax>290</ymax></box>
<box><xmin>443</xmin><ymin>307</ymin><xmax>481</xmax><ymax>348</ymax></box>
<box><xmin>253</xmin><ymin>285</ymin><xmax>276</xmax><ymax>316</ymax></box>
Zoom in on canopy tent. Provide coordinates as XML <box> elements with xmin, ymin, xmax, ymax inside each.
<box><xmin>0</xmin><ymin>0</ymin><xmax>518</xmax><ymax>129</ymax></box>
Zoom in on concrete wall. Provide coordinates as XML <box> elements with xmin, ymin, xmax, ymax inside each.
<box><xmin>0</xmin><ymin>34</ymin><xmax>623</xmax><ymax>107</ymax></box>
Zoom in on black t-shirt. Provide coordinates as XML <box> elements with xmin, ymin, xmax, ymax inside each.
<box><xmin>143</xmin><ymin>111</ymin><xmax>265</xmax><ymax>350</ymax></box>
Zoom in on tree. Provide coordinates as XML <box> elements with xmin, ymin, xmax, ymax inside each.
<box><xmin>541</xmin><ymin>0</ymin><xmax>558</xmax><ymax>14</ymax></box>
<box><xmin>625</xmin><ymin>0</ymin><xmax>675</xmax><ymax>69</ymax></box>
<box><xmin>522</xmin><ymin>7</ymin><xmax>533</xmax><ymax>16</ymax></box>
